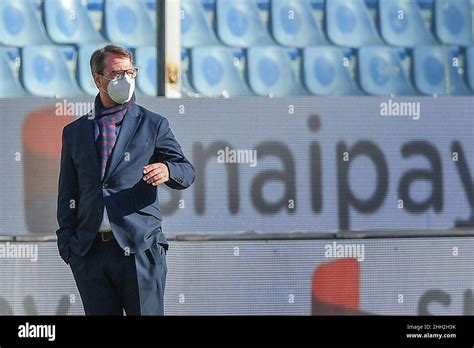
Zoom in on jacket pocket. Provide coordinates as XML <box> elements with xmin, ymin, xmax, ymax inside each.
<box><xmin>144</xmin><ymin>243</ymin><xmax>165</xmax><ymax>266</ymax></box>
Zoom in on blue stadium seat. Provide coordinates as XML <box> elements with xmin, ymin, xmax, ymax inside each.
<box><xmin>43</xmin><ymin>0</ymin><xmax>104</xmax><ymax>44</ymax></box>
<box><xmin>446</xmin><ymin>47</ymin><xmax>472</xmax><ymax>94</ymax></box>
<box><xmin>413</xmin><ymin>45</ymin><xmax>472</xmax><ymax>95</ymax></box>
<box><xmin>86</xmin><ymin>0</ymin><xmax>104</xmax><ymax>11</ymax></box>
<box><xmin>467</xmin><ymin>46</ymin><xmax>474</xmax><ymax>90</ymax></box>
<box><xmin>180</xmin><ymin>70</ymin><xmax>195</xmax><ymax>95</ymax></box>
<box><xmin>379</xmin><ymin>0</ymin><xmax>437</xmax><ymax>47</ymax></box>
<box><xmin>247</xmin><ymin>46</ymin><xmax>309</xmax><ymax>96</ymax></box>
<box><xmin>0</xmin><ymin>46</ymin><xmax>29</xmax><ymax>97</ymax></box>
<box><xmin>181</xmin><ymin>0</ymin><xmax>219</xmax><ymax>48</ymax></box>
<box><xmin>444</xmin><ymin>46</ymin><xmax>473</xmax><ymax>95</ymax></box>
<box><xmin>135</xmin><ymin>46</ymin><xmax>157</xmax><ymax>96</ymax></box>
<box><xmin>0</xmin><ymin>0</ymin><xmax>50</xmax><ymax>46</ymax></box>
<box><xmin>77</xmin><ymin>43</ymin><xmax>107</xmax><ymax>96</ymax></box>
<box><xmin>271</xmin><ymin>0</ymin><xmax>327</xmax><ymax>47</ymax></box>
<box><xmin>303</xmin><ymin>46</ymin><xmax>363</xmax><ymax>95</ymax></box>
<box><xmin>102</xmin><ymin>0</ymin><xmax>156</xmax><ymax>46</ymax></box>
<box><xmin>21</xmin><ymin>45</ymin><xmax>84</xmax><ymax>97</ymax></box>
<box><xmin>326</xmin><ymin>0</ymin><xmax>383</xmax><ymax>47</ymax></box>
<box><xmin>180</xmin><ymin>48</ymin><xmax>198</xmax><ymax>95</ymax></box>
<box><xmin>190</xmin><ymin>45</ymin><xmax>253</xmax><ymax>96</ymax></box>
<box><xmin>216</xmin><ymin>0</ymin><xmax>274</xmax><ymax>47</ymax></box>
<box><xmin>435</xmin><ymin>0</ymin><xmax>472</xmax><ymax>46</ymax></box>
<box><xmin>358</xmin><ymin>46</ymin><xmax>418</xmax><ymax>95</ymax></box>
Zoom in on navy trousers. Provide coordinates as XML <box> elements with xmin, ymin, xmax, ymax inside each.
<box><xmin>69</xmin><ymin>237</ymin><xmax>167</xmax><ymax>315</ymax></box>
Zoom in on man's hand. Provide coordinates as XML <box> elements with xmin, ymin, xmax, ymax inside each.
<box><xmin>143</xmin><ymin>163</ymin><xmax>169</xmax><ymax>186</ymax></box>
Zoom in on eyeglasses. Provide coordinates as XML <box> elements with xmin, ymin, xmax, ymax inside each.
<box><xmin>99</xmin><ymin>68</ymin><xmax>139</xmax><ymax>80</ymax></box>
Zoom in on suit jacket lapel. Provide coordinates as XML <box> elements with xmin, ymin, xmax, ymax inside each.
<box><xmin>82</xmin><ymin>114</ymin><xmax>101</xmax><ymax>182</ymax></box>
<box><xmin>102</xmin><ymin>103</ymin><xmax>143</xmax><ymax>182</ymax></box>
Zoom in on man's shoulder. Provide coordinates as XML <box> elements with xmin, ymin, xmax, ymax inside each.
<box><xmin>136</xmin><ymin>104</ymin><xmax>167</xmax><ymax>125</ymax></box>
<box><xmin>63</xmin><ymin>114</ymin><xmax>90</xmax><ymax>134</ymax></box>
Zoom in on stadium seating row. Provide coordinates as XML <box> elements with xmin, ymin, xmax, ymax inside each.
<box><xmin>1</xmin><ymin>0</ymin><xmax>472</xmax><ymax>48</ymax></box>
<box><xmin>0</xmin><ymin>44</ymin><xmax>156</xmax><ymax>97</ymax></box>
<box><xmin>0</xmin><ymin>0</ymin><xmax>156</xmax><ymax>47</ymax></box>
<box><xmin>184</xmin><ymin>0</ymin><xmax>474</xmax><ymax>48</ymax></box>
<box><xmin>2</xmin><ymin>44</ymin><xmax>473</xmax><ymax>97</ymax></box>
<box><xmin>186</xmin><ymin>44</ymin><xmax>474</xmax><ymax>96</ymax></box>
<box><xmin>1</xmin><ymin>0</ymin><xmax>472</xmax><ymax>97</ymax></box>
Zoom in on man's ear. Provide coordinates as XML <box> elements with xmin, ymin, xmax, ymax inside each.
<box><xmin>93</xmin><ymin>73</ymin><xmax>101</xmax><ymax>89</ymax></box>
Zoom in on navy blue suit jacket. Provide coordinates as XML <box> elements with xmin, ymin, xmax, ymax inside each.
<box><xmin>56</xmin><ymin>102</ymin><xmax>195</xmax><ymax>264</ymax></box>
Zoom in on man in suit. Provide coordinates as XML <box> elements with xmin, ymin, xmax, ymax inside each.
<box><xmin>56</xmin><ymin>45</ymin><xmax>195</xmax><ymax>315</ymax></box>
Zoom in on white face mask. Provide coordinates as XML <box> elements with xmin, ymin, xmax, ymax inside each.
<box><xmin>100</xmin><ymin>74</ymin><xmax>135</xmax><ymax>104</ymax></box>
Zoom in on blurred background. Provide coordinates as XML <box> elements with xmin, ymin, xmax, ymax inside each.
<box><xmin>1</xmin><ymin>0</ymin><xmax>473</xmax><ymax>97</ymax></box>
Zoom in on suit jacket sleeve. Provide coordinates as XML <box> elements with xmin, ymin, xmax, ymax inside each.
<box><xmin>56</xmin><ymin>128</ymin><xmax>78</xmax><ymax>263</ymax></box>
<box><xmin>154</xmin><ymin>117</ymin><xmax>195</xmax><ymax>190</ymax></box>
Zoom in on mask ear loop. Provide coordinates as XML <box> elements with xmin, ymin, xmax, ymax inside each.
<box><xmin>99</xmin><ymin>85</ymin><xmax>109</xmax><ymax>96</ymax></box>
<box><xmin>95</xmin><ymin>73</ymin><xmax>114</xmax><ymax>97</ymax></box>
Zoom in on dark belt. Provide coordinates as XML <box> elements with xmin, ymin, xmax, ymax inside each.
<box><xmin>97</xmin><ymin>230</ymin><xmax>115</xmax><ymax>242</ymax></box>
